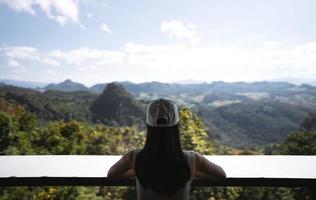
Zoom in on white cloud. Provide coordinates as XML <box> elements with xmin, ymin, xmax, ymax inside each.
<box><xmin>2</xmin><ymin>41</ymin><xmax>316</xmax><ymax>84</ymax></box>
<box><xmin>46</xmin><ymin>70</ymin><xmax>54</xmax><ymax>74</ymax></box>
<box><xmin>41</xmin><ymin>58</ymin><xmax>60</xmax><ymax>66</ymax></box>
<box><xmin>7</xmin><ymin>58</ymin><xmax>20</xmax><ymax>67</ymax></box>
<box><xmin>2</xmin><ymin>46</ymin><xmax>60</xmax><ymax>66</ymax></box>
<box><xmin>80</xmin><ymin>0</ymin><xmax>107</xmax><ymax>7</ymax></box>
<box><xmin>100</xmin><ymin>23</ymin><xmax>113</xmax><ymax>34</ymax></box>
<box><xmin>0</xmin><ymin>0</ymin><xmax>82</xmax><ymax>26</ymax></box>
<box><xmin>0</xmin><ymin>0</ymin><xmax>36</xmax><ymax>15</ymax></box>
<box><xmin>124</xmin><ymin>41</ymin><xmax>316</xmax><ymax>82</ymax></box>
<box><xmin>4</xmin><ymin>46</ymin><xmax>40</xmax><ymax>60</ymax></box>
<box><xmin>50</xmin><ymin>47</ymin><xmax>123</xmax><ymax>67</ymax></box>
<box><xmin>161</xmin><ymin>20</ymin><xmax>201</xmax><ymax>44</ymax></box>
<box><xmin>263</xmin><ymin>41</ymin><xmax>281</xmax><ymax>49</ymax></box>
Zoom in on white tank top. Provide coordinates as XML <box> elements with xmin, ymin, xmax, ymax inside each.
<box><xmin>133</xmin><ymin>150</ymin><xmax>196</xmax><ymax>200</ymax></box>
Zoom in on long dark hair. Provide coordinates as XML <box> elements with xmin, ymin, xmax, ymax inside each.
<box><xmin>135</xmin><ymin>124</ymin><xmax>191</xmax><ymax>196</ymax></box>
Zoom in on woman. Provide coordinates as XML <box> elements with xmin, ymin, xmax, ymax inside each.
<box><xmin>107</xmin><ymin>98</ymin><xmax>226</xmax><ymax>200</ymax></box>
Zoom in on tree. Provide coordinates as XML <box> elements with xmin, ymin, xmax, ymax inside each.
<box><xmin>0</xmin><ymin>111</ymin><xmax>11</xmax><ymax>154</ymax></box>
<box><xmin>300</xmin><ymin>113</ymin><xmax>316</xmax><ymax>131</ymax></box>
<box><xmin>179</xmin><ymin>107</ymin><xmax>214</xmax><ymax>154</ymax></box>
<box><xmin>18</xmin><ymin>111</ymin><xmax>37</xmax><ymax>132</ymax></box>
<box><xmin>278</xmin><ymin>131</ymin><xmax>316</xmax><ymax>155</ymax></box>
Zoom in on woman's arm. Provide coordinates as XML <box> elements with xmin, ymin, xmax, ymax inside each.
<box><xmin>194</xmin><ymin>152</ymin><xmax>226</xmax><ymax>181</ymax></box>
<box><xmin>107</xmin><ymin>150</ymin><xmax>135</xmax><ymax>179</ymax></box>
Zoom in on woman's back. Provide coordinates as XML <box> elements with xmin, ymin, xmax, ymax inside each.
<box><xmin>134</xmin><ymin>150</ymin><xmax>196</xmax><ymax>200</ymax></box>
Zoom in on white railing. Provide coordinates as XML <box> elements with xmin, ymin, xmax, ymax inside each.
<box><xmin>0</xmin><ymin>155</ymin><xmax>316</xmax><ymax>187</ymax></box>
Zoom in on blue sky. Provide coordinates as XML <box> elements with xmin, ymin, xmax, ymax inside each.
<box><xmin>1</xmin><ymin>0</ymin><xmax>316</xmax><ymax>85</ymax></box>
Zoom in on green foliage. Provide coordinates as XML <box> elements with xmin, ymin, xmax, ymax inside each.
<box><xmin>0</xmin><ymin>187</ymin><xmax>102</xmax><ymax>200</ymax></box>
<box><xmin>0</xmin><ymin>111</ymin><xmax>11</xmax><ymax>153</ymax></box>
<box><xmin>18</xmin><ymin>111</ymin><xmax>37</xmax><ymax>132</ymax></box>
<box><xmin>180</xmin><ymin>107</ymin><xmax>214</xmax><ymax>154</ymax></box>
<box><xmin>0</xmin><ymin>85</ymin><xmax>96</xmax><ymax>122</ymax></box>
<box><xmin>278</xmin><ymin>131</ymin><xmax>316</xmax><ymax>155</ymax></box>
<box><xmin>300</xmin><ymin>113</ymin><xmax>316</xmax><ymax>131</ymax></box>
<box><xmin>277</xmin><ymin>112</ymin><xmax>316</xmax><ymax>155</ymax></box>
<box><xmin>0</xmin><ymin>112</ymin><xmax>11</xmax><ymax>136</ymax></box>
<box><xmin>237</xmin><ymin>187</ymin><xmax>296</xmax><ymax>200</ymax></box>
<box><xmin>198</xmin><ymin>101</ymin><xmax>310</xmax><ymax>147</ymax></box>
<box><xmin>97</xmin><ymin>186</ymin><xmax>136</xmax><ymax>200</ymax></box>
<box><xmin>0</xmin><ymin>108</ymin><xmax>145</xmax><ymax>199</ymax></box>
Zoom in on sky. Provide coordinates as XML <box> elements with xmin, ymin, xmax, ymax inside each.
<box><xmin>1</xmin><ymin>0</ymin><xmax>316</xmax><ymax>86</ymax></box>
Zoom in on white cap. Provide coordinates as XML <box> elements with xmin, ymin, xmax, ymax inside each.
<box><xmin>146</xmin><ymin>98</ymin><xmax>179</xmax><ymax>127</ymax></box>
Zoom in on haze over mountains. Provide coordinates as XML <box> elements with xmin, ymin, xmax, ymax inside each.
<box><xmin>1</xmin><ymin>79</ymin><xmax>316</xmax><ymax>147</ymax></box>
<box><xmin>1</xmin><ymin>78</ymin><xmax>316</xmax><ymax>90</ymax></box>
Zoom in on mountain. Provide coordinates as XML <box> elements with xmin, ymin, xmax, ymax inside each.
<box><xmin>268</xmin><ymin>77</ymin><xmax>316</xmax><ymax>86</ymax></box>
<box><xmin>169</xmin><ymin>79</ymin><xmax>208</xmax><ymax>84</ymax></box>
<box><xmin>89</xmin><ymin>83</ymin><xmax>107</xmax><ymax>93</ymax></box>
<box><xmin>0</xmin><ymin>85</ymin><xmax>96</xmax><ymax>121</ymax></box>
<box><xmin>196</xmin><ymin>101</ymin><xmax>311</xmax><ymax>147</ymax></box>
<box><xmin>44</xmin><ymin>79</ymin><xmax>88</xmax><ymax>92</ymax></box>
<box><xmin>2</xmin><ymin>80</ymin><xmax>316</xmax><ymax>147</ymax></box>
<box><xmin>90</xmin><ymin>81</ymin><xmax>212</xmax><ymax>95</ymax></box>
<box><xmin>89</xmin><ymin>81</ymin><xmax>297</xmax><ymax>96</ymax></box>
<box><xmin>90</xmin><ymin>82</ymin><xmax>146</xmax><ymax>127</ymax></box>
<box><xmin>0</xmin><ymin>79</ymin><xmax>47</xmax><ymax>89</ymax></box>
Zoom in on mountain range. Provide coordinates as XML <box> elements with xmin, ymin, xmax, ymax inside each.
<box><xmin>1</xmin><ymin>79</ymin><xmax>316</xmax><ymax>147</ymax></box>
<box><xmin>1</xmin><ymin>78</ymin><xmax>316</xmax><ymax>91</ymax></box>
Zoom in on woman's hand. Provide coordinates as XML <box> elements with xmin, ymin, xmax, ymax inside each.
<box><xmin>119</xmin><ymin>169</ymin><xmax>136</xmax><ymax>179</ymax></box>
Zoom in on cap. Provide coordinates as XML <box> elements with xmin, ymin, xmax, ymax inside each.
<box><xmin>146</xmin><ymin>98</ymin><xmax>179</xmax><ymax>127</ymax></box>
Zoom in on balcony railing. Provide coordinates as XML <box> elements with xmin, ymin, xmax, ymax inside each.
<box><xmin>0</xmin><ymin>155</ymin><xmax>315</xmax><ymax>188</ymax></box>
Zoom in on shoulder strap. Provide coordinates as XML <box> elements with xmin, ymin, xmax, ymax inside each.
<box><xmin>132</xmin><ymin>149</ymin><xmax>141</xmax><ymax>169</ymax></box>
<box><xmin>184</xmin><ymin>150</ymin><xmax>196</xmax><ymax>179</ymax></box>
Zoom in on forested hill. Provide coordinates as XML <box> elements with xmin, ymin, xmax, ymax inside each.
<box><xmin>44</xmin><ymin>79</ymin><xmax>88</xmax><ymax>92</ymax></box>
<box><xmin>90</xmin><ymin>82</ymin><xmax>146</xmax><ymax>127</ymax></box>
<box><xmin>0</xmin><ymin>85</ymin><xmax>97</xmax><ymax>122</ymax></box>
<box><xmin>1</xmin><ymin>81</ymin><xmax>316</xmax><ymax>147</ymax></box>
<box><xmin>0</xmin><ymin>83</ymin><xmax>147</xmax><ymax>127</ymax></box>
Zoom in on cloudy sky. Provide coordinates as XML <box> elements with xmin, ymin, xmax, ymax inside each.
<box><xmin>1</xmin><ymin>0</ymin><xmax>316</xmax><ymax>85</ymax></box>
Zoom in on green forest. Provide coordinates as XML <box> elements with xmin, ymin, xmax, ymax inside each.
<box><xmin>0</xmin><ymin>82</ymin><xmax>315</xmax><ymax>199</ymax></box>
